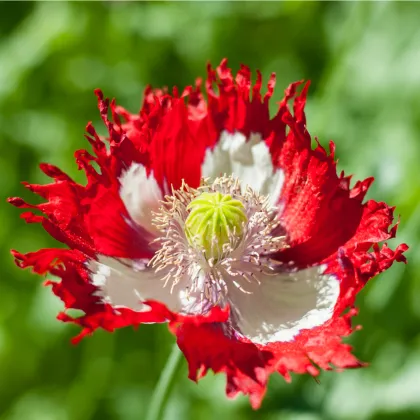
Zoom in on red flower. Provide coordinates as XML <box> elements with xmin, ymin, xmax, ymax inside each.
<box><xmin>9</xmin><ymin>59</ymin><xmax>408</xmax><ymax>408</ymax></box>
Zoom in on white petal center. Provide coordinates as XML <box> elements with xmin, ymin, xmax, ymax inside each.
<box><xmin>225</xmin><ymin>265</ymin><xmax>340</xmax><ymax>344</ymax></box>
<box><xmin>202</xmin><ymin>131</ymin><xmax>284</xmax><ymax>206</ymax></box>
<box><xmin>90</xmin><ymin>256</ymin><xmax>193</xmax><ymax>313</ymax></box>
<box><xmin>119</xmin><ymin>163</ymin><xmax>162</xmax><ymax>235</ymax></box>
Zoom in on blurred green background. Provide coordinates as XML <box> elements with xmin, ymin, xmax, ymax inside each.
<box><xmin>1</xmin><ymin>2</ymin><xmax>419</xmax><ymax>419</ymax></box>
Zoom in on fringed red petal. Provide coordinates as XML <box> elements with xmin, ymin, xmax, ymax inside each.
<box><xmin>171</xmin><ymin>321</ymin><xmax>273</xmax><ymax>409</ymax></box>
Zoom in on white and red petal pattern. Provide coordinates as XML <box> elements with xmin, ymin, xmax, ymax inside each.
<box><xmin>9</xmin><ymin>59</ymin><xmax>408</xmax><ymax>408</ymax></box>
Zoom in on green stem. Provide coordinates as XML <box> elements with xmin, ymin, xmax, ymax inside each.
<box><xmin>145</xmin><ymin>342</ymin><xmax>183</xmax><ymax>420</ymax></box>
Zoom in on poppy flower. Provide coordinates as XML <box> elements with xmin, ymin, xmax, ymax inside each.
<box><xmin>9</xmin><ymin>59</ymin><xmax>408</xmax><ymax>408</ymax></box>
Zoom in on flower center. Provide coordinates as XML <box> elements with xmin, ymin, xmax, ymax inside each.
<box><xmin>149</xmin><ymin>175</ymin><xmax>287</xmax><ymax>310</ymax></box>
<box><xmin>185</xmin><ymin>191</ymin><xmax>247</xmax><ymax>262</ymax></box>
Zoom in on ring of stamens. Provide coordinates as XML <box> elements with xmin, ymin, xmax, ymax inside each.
<box><xmin>148</xmin><ymin>175</ymin><xmax>287</xmax><ymax>308</ymax></box>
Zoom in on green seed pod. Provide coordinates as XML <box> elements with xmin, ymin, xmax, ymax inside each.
<box><xmin>185</xmin><ymin>191</ymin><xmax>247</xmax><ymax>261</ymax></box>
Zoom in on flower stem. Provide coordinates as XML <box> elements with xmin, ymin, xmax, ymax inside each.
<box><xmin>145</xmin><ymin>342</ymin><xmax>183</xmax><ymax>420</ymax></box>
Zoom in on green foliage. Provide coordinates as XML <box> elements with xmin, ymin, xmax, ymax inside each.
<box><xmin>0</xmin><ymin>2</ymin><xmax>418</xmax><ymax>419</ymax></box>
